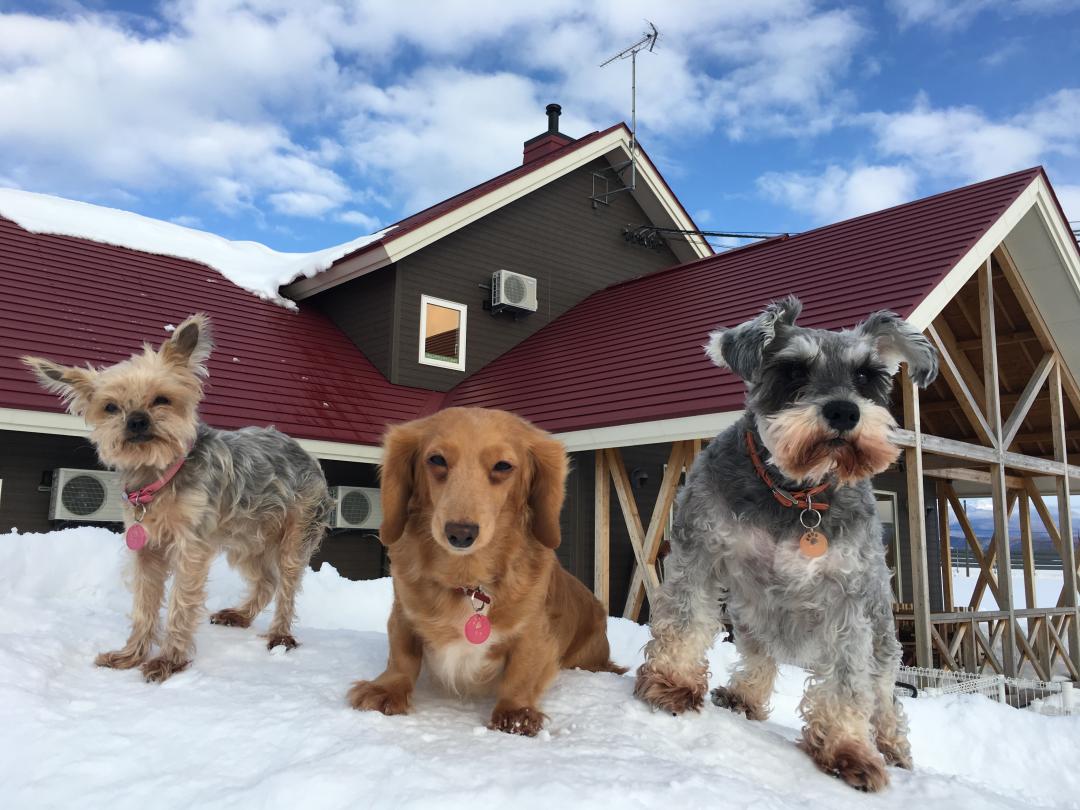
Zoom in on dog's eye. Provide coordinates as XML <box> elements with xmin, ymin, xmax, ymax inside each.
<box><xmin>493</xmin><ymin>461</ymin><xmax>513</xmax><ymax>472</ymax></box>
<box><xmin>427</xmin><ymin>454</ymin><xmax>447</xmax><ymax>468</ymax></box>
<box><xmin>782</xmin><ymin>362</ymin><xmax>808</xmax><ymax>384</ymax></box>
<box><xmin>855</xmin><ymin>366</ymin><xmax>883</xmax><ymax>388</ymax></box>
<box><xmin>104</xmin><ymin>403</ymin><xmax>119</xmax><ymax>414</ymax></box>
<box><xmin>152</xmin><ymin>395</ymin><xmax>171</xmax><ymax>407</ymax></box>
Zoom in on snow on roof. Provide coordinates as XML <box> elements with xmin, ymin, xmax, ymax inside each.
<box><xmin>0</xmin><ymin>188</ymin><xmax>391</xmax><ymax>309</ymax></box>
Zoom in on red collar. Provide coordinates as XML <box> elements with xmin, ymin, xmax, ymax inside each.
<box><xmin>454</xmin><ymin>585</ymin><xmax>492</xmax><ymax>606</ymax></box>
<box><xmin>124</xmin><ymin>451</ymin><xmax>189</xmax><ymax>508</ymax></box>
<box><xmin>745</xmin><ymin>431</ymin><xmax>830</xmax><ymax>511</ymax></box>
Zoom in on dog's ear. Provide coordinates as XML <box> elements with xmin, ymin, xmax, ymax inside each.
<box><xmin>378</xmin><ymin>422</ymin><xmax>422</xmax><ymax>546</ymax></box>
<box><xmin>705</xmin><ymin>296</ymin><xmax>802</xmax><ymax>381</ymax></box>
<box><xmin>22</xmin><ymin>356</ymin><xmax>97</xmax><ymax>415</ymax></box>
<box><xmin>857</xmin><ymin>311</ymin><xmax>939</xmax><ymax>388</ymax></box>
<box><xmin>527</xmin><ymin>431</ymin><xmax>568</xmax><ymax>549</ymax></box>
<box><xmin>162</xmin><ymin>313</ymin><xmax>214</xmax><ymax>375</ymax></box>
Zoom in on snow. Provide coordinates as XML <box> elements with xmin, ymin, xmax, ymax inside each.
<box><xmin>3</xmin><ymin>527</ymin><xmax>1080</xmax><ymax>809</ymax></box>
<box><xmin>0</xmin><ymin>188</ymin><xmax>392</xmax><ymax>308</ymax></box>
<box><xmin>951</xmin><ymin>565</ymin><xmax>1066</xmax><ymax>611</ymax></box>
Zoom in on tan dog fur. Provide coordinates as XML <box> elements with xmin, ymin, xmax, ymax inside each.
<box><xmin>347</xmin><ymin>407</ymin><xmax>624</xmax><ymax>735</ymax></box>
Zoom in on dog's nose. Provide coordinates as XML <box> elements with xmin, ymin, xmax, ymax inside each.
<box><xmin>445</xmin><ymin>521</ymin><xmax>479</xmax><ymax>549</ymax></box>
<box><xmin>126</xmin><ymin>411</ymin><xmax>151</xmax><ymax>435</ymax></box>
<box><xmin>822</xmin><ymin>400</ymin><xmax>860</xmax><ymax>433</ymax></box>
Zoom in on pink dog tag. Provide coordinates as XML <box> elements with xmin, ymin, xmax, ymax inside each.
<box><xmin>464</xmin><ymin>613</ymin><xmax>491</xmax><ymax>645</ymax></box>
<box><xmin>126</xmin><ymin>523</ymin><xmax>148</xmax><ymax>551</ymax></box>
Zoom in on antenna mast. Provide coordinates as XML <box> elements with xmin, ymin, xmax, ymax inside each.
<box><xmin>599</xmin><ymin>22</ymin><xmax>658</xmax><ymax>193</ymax></box>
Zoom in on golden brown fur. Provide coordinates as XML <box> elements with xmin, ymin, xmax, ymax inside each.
<box><xmin>24</xmin><ymin>314</ymin><xmax>331</xmax><ymax>682</ymax></box>
<box><xmin>348</xmin><ymin>407</ymin><xmax>624</xmax><ymax>735</ymax></box>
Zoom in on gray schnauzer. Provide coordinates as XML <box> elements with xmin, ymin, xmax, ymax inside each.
<box><xmin>25</xmin><ymin>314</ymin><xmax>333</xmax><ymax>683</ymax></box>
<box><xmin>634</xmin><ymin>297</ymin><xmax>937</xmax><ymax>792</ymax></box>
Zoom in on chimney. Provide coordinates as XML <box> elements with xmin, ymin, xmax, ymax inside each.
<box><xmin>523</xmin><ymin>103</ymin><xmax>574</xmax><ymax>164</ymax></box>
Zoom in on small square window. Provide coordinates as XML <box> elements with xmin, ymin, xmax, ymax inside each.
<box><xmin>419</xmin><ymin>295</ymin><xmax>467</xmax><ymax>371</ymax></box>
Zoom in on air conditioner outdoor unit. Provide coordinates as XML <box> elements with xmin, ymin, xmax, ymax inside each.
<box><xmin>49</xmin><ymin>468</ymin><xmax>124</xmax><ymax>522</ymax></box>
<box><xmin>329</xmin><ymin>486</ymin><xmax>383</xmax><ymax>530</ymax></box>
<box><xmin>491</xmin><ymin>269</ymin><xmax>538</xmax><ymax>314</ymax></box>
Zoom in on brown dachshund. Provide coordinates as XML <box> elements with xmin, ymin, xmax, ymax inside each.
<box><xmin>347</xmin><ymin>407</ymin><xmax>624</xmax><ymax>735</ymax></box>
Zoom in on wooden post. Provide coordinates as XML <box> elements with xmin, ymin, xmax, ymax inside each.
<box><xmin>1049</xmin><ymin>360</ymin><xmax>1080</xmax><ymax>675</ymax></box>
<box><xmin>605</xmin><ymin>448</ymin><xmax>660</xmax><ymax>615</ymax></box>
<box><xmin>902</xmin><ymin>369</ymin><xmax>933</xmax><ymax>668</ymax></box>
<box><xmin>937</xmin><ymin>482</ymin><xmax>954</xmax><ymax>612</ymax></box>
<box><xmin>593</xmin><ymin>449</ymin><xmax>610</xmax><ymax>611</ymax></box>
<box><xmin>980</xmin><ymin>257</ymin><xmax>1018</xmax><ymax>676</ymax></box>
<box><xmin>1019</xmin><ymin>492</ymin><xmax>1036</xmax><ymax>610</ymax></box>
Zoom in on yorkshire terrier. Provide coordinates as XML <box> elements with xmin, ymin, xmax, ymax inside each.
<box><xmin>24</xmin><ymin>314</ymin><xmax>333</xmax><ymax>683</ymax></box>
<box><xmin>634</xmin><ymin>297</ymin><xmax>938</xmax><ymax>791</ymax></box>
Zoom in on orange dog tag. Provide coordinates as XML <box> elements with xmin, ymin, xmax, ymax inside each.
<box><xmin>799</xmin><ymin>529</ymin><xmax>829</xmax><ymax>558</ymax></box>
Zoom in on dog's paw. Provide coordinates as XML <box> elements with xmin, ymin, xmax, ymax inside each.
<box><xmin>633</xmin><ymin>663</ymin><xmax>706</xmax><ymax>715</ymax></box>
<box><xmin>210</xmin><ymin>608</ymin><xmax>251</xmax><ymax>628</ymax></box>
<box><xmin>95</xmin><ymin>648</ymin><xmax>145</xmax><ymax>670</ymax></box>
<box><xmin>877</xmin><ymin>736</ymin><xmax>913</xmax><ymax>770</ymax></box>
<box><xmin>488</xmin><ymin>705</ymin><xmax>546</xmax><ymax>737</ymax></box>
<box><xmin>140</xmin><ymin>655</ymin><xmax>190</xmax><ymax>683</ymax></box>
<box><xmin>710</xmin><ymin>685</ymin><xmax>769</xmax><ymax>721</ymax></box>
<box><xmin>801</xmin><ymin>735</ymin><xmax>889</xmax><ymax>793</ymax></box>
<box><xmin>347</xmin><ymin>680</ymin><xmax>411</xmax><ymax>716</ymax></box>
<box><xmin>266</xmin><ymin>633</ymin><xmax>298</xmax><ymax>651</ymax></box>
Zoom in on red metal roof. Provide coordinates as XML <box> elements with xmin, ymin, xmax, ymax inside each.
<box><xmin>444</xmin><ymin>167</ymin><xmax>1044</xmax><ymax>433</ymax></box>
<box><xmin>0</xmin><ymin>216</ymin><xmax>437</xmax><ymax>446</ymax></box>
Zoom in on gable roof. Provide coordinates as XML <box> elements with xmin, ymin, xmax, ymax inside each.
<box><xmin>443</xmin><ymin>168</ymin><xmax>1048</xmax><ymax>437</ymax></box>
<box><xmin>285</xmin><ymin>123</ymin><xmax>711</xmax><ymax>299</ymax></box>
<box><xmin>0</xmin><ymin>216</ymin><xmax>436</xmax><ymax>453</ymax></box>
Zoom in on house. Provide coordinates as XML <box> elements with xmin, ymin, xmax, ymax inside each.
<box><xmin>3</xmin><ymin>108</ymin><xmax>1080</xmax><ymax>682</ymax></box>
<box><xmin>0</xmin><ymin>105</ymin><xmax>707</xmax><ymax>579</ymax></box>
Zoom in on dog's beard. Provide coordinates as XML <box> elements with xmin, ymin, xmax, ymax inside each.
<box><xmin>93</xmin><ymin>417</ymin><xmax>197</xmax><ymax>472</ymax></box>
<box><xmin>759</xmin><ymin>402</ymin><xmax>899</xmax><ymax>486</ymax></box>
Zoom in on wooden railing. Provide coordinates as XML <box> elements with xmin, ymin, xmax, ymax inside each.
<box><xmin>894</xmin><ymin>604</ymin><xmax>1079</xmax><ymax>681</ymax></box>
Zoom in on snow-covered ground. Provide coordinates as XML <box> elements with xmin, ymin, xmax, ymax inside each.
<box><xmin>952</xmin><ymin>564</ymin><xmax>1066</xmax><ymax>611</ymax></box>
<box><xmin>0</xmin><ymin>188</ymin><xmax>391</xmax><ymax>307</ymax></box>
<box><xmin>2</xmin><ymin>528</ymin><xmax>1079</xmax><ymax>809</ymax></box>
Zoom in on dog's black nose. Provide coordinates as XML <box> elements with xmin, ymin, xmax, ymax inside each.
<box><xmin>126</xmin><ymin>411</ymin><xmax>151</xmax><ymax>435</ymax></box>
<box><xmin>445</xmin><ymin>521</ymin><xmax>478</xmax><ymax>549</ymax></box>
<box><xmin>823</xmin><ymin>400</ymin><xmax>860</xmax><ymax>433</ymax></box>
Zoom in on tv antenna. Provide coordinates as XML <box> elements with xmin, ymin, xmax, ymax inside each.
<box><xmin>593</xmin><ymin>22</ymin><xmax>658</xmax><ymax>206</ymax></box>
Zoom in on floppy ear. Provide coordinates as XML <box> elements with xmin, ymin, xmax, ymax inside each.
<box><xmin>378</xmin><ymin>422</ymin><xmax>422</xmax><ymax>546</ymax></box>
<box><xmin>857</xmin><ymin>311</ymin><xmax>939</xmax><ymax>388</ymax></box>
<box><xmin>161</xmin><ymin>313</ymin><xmax>213</xmax><ymax>375</ymax></box>
<box><xmin>527</xmin><ymin>431</ymin><xmax>568</xmax><ymax>549</ymax></box>
<box><xmin>22</xmin><ymin>356</ymin><xmax>97</xmax><ymax>415</ymax></box>
<box><xmin>705</xmin><ymin>296</ymin><xmax>802</xmax><ymax>382</ymax></box>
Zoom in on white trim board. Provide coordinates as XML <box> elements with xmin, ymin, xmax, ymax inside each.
<box><xmin>0</xmin><ymin>407</ymin><xmax>381</xmax><ymax>464</ymax></box>
<box><xmin>553</xmin><ymin>410</ymin><xmax>742</xmax><ymax>452</ymax></box>
<box><xmin>285</xmin><ymin>128</ymin><xmax>710</xmax><ymax>300</ymax></box>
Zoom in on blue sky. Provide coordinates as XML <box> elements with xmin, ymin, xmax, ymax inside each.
<box><xmin>2</xmin><ymin>1</ymin><xmax>1079</xmax><ymax>252</ymax></box>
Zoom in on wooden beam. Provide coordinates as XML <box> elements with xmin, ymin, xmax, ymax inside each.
<box><xmin>927</xmin><ymin>321</ymin><xmax>995</xmax><ymax>446</ymax></box>
<box><xmin>605</xmin><ymin>448</ymin><xmax>659</xmax><ymax>616</ymax></box>
<box><xmin>1049</xmin><ymin>360</ymin><xmax>1080</xmax><ymax>675</ymax></box>
<box><xmin>1013</xmin><ymin>429</ymin><xmax>1080</xmax><ymax>445</ymax></box>
<box><xmin>891</xmin><ymin>428</ymin><xmax>1080</xmax><ymax>480</ymax></box>
<box><xmin>922</xmin><ymin>466</ymin><xmax>1025</xmax><ymax>489</ymax></box>
<box><xmin>1002</xmin><ymin>353</ymin><xmax>1055</xmax><ymax>449</ymax></box>
<box><xmin>945</xmin><ymin>484</ymin><xmax>1005</xmax><ymax>608</ymax></box>
<box><xmin>956</xmin><ymin>329</ymin><xmax>1037</xmax><ymax>351</ymax></box>
<box><xmin>980</xmin><ymin>257</ymin><xmax>1018</xmax><ymax>676</ymax></box>
<box><xmin>937</xmin><ymin>482</ymin><xmax>954</xmax><ymax>612</ymax></box>
<box><xmin>1019</xmin><ymin>493</ymin><xmax>1036</xmax><ymax>610</ymax></box>
<box><xmin>593</xmin><ymin>449</ymin><xmax>610</xmax><ymax>611</ymax></box>
<box><xmin>623</xmin><ymin>442</ymin><xmax>689</xmax><ymax>620</ymax></box>
<box><xmin>902</xmin><ymin>369</ymin><xmax>933</xmax><ymax>668</ymax></box>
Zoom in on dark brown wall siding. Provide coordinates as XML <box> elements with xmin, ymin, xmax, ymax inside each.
<box><xmin>393</xmin><ymin>159</ymin><xmax>679</xmax><ymax>391</ymax></box>
<box><xmin>0</xmin><ymin>430</ymin><xmax>103</xmax><ymax>533</ymax></box>
<box><xmin>314</xmin><ymin>267</ymin><xmax>398</xmax><ymax>380</ymax></box>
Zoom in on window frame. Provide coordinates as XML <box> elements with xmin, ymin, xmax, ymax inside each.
<box><xmin>873</xmin><ymin>488</ymin><xmax>903</xmax><ymax>601</ymax></box>
<box><xmin>418</xmin><ymin>294</ymin><xmax>467</xmax><ymax>372</ymax></box>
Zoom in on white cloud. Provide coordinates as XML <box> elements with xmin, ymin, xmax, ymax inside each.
<box><xmin>888</xmin><ymin>0</ymin><xmax>1080</xmax><ymax>29</ymax></box>
<box><xmin>757</xmin><ymin>163</ymin><xmax>918</xmax><ymax>222</ymax></box>
<box><xmin>0</xmin><ymin>0</ymin><xmax>869</xmax><ymax>224</ymax></box>
<box><xmin>336</xmin><ymin>209</ymin><xmax>381</xmax><ymax>231</ymax></box>
<box><xmin>1056</xmin><ymin>185</ymin><xmax>1080</xmax><ymax>222</ymax></box>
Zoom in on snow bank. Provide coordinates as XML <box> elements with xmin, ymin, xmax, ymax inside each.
<box><xmin>2</xmin><ymin>526</ymin><xmax>1079</xmax><ymax>809</ymax></box>
<box><xmin>0</xmin><ymin>188</ymin><xmax>392</xmax><ymax>308</ymax></box>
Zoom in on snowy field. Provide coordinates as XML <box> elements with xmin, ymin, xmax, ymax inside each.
<box><xmin>2</xmin><ymin>528</ymin><xmax>1080</xmax><ymax>809</ymax></box>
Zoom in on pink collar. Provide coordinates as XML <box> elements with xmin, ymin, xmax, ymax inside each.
<box><xmin>124</xmin><ymin>452</ymin><xmax>189</xmax><ymax>507</ymax></box>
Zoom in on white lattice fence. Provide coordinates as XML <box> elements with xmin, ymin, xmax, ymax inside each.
<box><xmin>895</xmin><ymin>665</ymin><xmax>1077</xmax><ymax>716</ymax></box>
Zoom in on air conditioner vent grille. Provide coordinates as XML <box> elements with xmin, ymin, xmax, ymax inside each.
<box><xmin>503</xmin><ymin>274</ymin><xmax>528</xmax><ymax>304</ymax></box>
<box><xmin>61</xmin><ymin>475</ymin><xmax>107</xmax><ymax>516</ymax></box>
<box><xmin>340</xmin><ymin>490</ymin><xmax>372</xmax><ymax>526</ymax></box>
